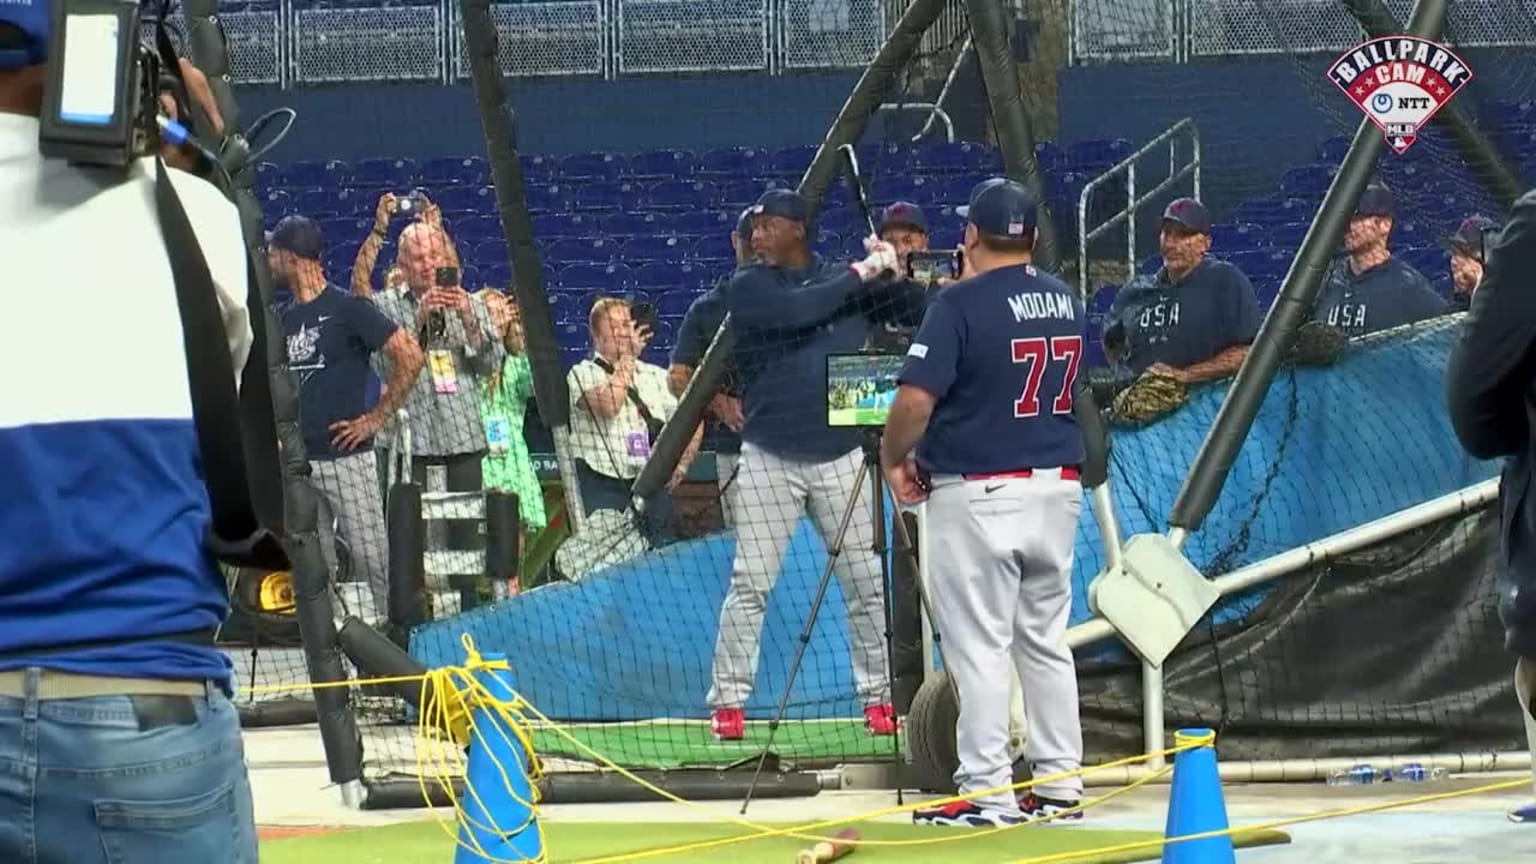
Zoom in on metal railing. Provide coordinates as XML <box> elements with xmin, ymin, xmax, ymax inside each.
<box><xmin>1076</xmin><ymin>117</ymin><xmax>1201</xmax><ymax>298</ymax></box>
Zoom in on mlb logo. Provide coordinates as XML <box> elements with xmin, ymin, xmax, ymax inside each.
<box><xmin>1328</xmin><ymin>36</ymin><xmax>1473</xmax><ymax>154</ymax></box>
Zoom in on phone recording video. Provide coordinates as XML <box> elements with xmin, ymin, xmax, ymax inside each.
<box><xmin>630</xmin><ymin>301</ymin><xmax>657</xmax><ymax>331</ymax></box>
<box><xmin>435</xmin><ymin>266</ymin><xmax>460</xmax><ymax>288</ymax></box>
<box><xmin>907</xmin><ymin>250</ymin><xmax>961</xmax><ymax>285</ymax></box>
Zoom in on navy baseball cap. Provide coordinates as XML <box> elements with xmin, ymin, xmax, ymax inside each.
<box><xmin>1356</xmin><ymin>183</ymin><xmax>1395</xmax><ymax>217</ymax></box>
<box><xmin>735</xmin><ymin>207</ymin><xmax>754</xmax><ymax>240</ymax></box>
<box><xmin>1162</xmin><ymin>198</ymin><xmax>1211</xmax><ymax>234</ymax></box>
<box><xmin>266</xmin><ymin>215</ymin><xmax>324</xmax><ymax>261</ymax></box>
<box><xmin>878</xmin><ymin>202</ymin><xmax>928</xmax><ymax>235</ymax></box>
<box><xmin>749</xmin><ymin>189</ymin><xmax>809</xmax><ymax>224</ymax></box>
<box><xmin>1440</xmin><ymin>214</ymin><xmax>1499</xmax><ymax>258</ymax></box>
<box><xmin>956</xmin><ymin>178</ymin><xmax>1037</xmax><ymax>239</ymax></box>
<box><xmin>0</xmin><ymin>0</ymin><xmax>49</xmax><ymax>69</ymax></box>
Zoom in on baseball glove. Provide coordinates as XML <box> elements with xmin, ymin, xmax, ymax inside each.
<box><xmin>1108</xmin><ymin>371</ymin><xmax>1189</xmax><ymax>427</ymax></box>
<box><xmin>1289</xmin><ymin>320</ymin><xmax>1348</xmax><ymax>367</ymax></box>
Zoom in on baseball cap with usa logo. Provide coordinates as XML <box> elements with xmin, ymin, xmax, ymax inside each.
<box><xmin>956</xmin><ymin>178</ymin><xmax>1037</xmax><ymax>238</ymax></box>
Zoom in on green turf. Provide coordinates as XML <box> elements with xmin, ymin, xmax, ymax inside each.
<box><xmin>260</xmin><ymin>819</ymin><xmax>1290</xmax><ymax>864</ymax></box>
<box><xmin>534</xmin><ymin>719</ymin><xmax>889</xmax><ymax>769</ymax></box>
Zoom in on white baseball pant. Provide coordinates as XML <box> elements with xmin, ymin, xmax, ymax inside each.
<box><xmin>310</xmin><ymin>451</ymin><xmax>391</xmax><ymax>620</ymax></box>
<box><xmin>708</xmin><ymin>442</ymin><xmax>891</xmax><ymax>709</ymax></box>
<box><xmin>924</xmin><ymin>469</ymin><xmax>1084</xmax><ymax>809</ymax></box>
<box><xmin>1518</xmin><ymin>658</ymin><xmax>1536</xmax><ymax>796</ymax></box>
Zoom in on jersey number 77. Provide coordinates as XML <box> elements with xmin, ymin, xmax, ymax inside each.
<box><xmin>1012</xmin><ymin>335</ymin><xmax>1083</xmax><ymax>418</ymax></box>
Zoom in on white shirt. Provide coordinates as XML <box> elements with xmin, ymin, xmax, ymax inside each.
<box><xmin>567</xmin><ymin>355</ymin><xmax>678</xmax><ymax>480</ymax></box>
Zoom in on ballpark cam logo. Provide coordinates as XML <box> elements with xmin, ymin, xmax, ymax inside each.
<box><xmin>1329</xmin><ymin>36</ymin><xmax>1473</xmax><ymax>155</ymax></box>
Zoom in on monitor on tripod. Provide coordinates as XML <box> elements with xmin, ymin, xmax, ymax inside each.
<box><xmin>826</xmin><ymin>351</ymin><xmax>904</xmax><ymax>428</ymax></box>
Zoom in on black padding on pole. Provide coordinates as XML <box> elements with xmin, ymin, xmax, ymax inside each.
<box><xmin>632</xmin><ymin>314</ymin><xmax>735</xmax><ymax>500</ymax></box>
<box><xmin>964</xmin><ymin>0</ymin><xmax>1059</xmax><ymax>271</ymax></box>
<box><xmin>180</xmin><ymin>0</ymin><xmax>362</xmax><ymax>789</ymax></box>
<box><xmin>1341</xmin><ymin>0</ymin><xmax>1523</xmax><ymax>211</ymax></box>
<box><xmin>1168</xmin><ymin>0</ymin><xmax>1450</xmax><ymax>534</ymax></box>
<box><xmin>484</xmin><ymin>491</ymin><xmax>521</xmax><ymax>588</ymax></box>
<box><xmin>459</xmin><ymin>0</ymin><xmax>569</xmax><ymax>429</ymax></box>
<box><xmin>337</xmin><ymin>616</ymin><xmax>432</xmax><ymax>710</ymax></box>
<box><xmin>238</xmin><ymin>698</ymin><xmax>318</xmax><ymax>729</ymax></box>
<box><xmin>1074</xmin><ymin>382</ymin><xmax>1110</xmax><ymax>490</ymax></box>
<box><xmin>890</xmin><ymin>511</ymin><xmax>923</xmax><ymax>714</ymax></box>
<box><xmin>386</xmin><ymin>481</ymin><xmax>427</xmax><ymax>645</ymax></box>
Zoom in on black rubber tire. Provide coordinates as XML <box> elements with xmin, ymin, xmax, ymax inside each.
<box><xmin>906</xmin><ymin>671</ymin><xmax>960</xmax><ymax>794</ymax></box>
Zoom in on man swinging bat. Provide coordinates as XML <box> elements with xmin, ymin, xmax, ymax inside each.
<box><xmin>881</xmin><ymin>179</ymin><xmax>1087</xmax><ymax>827</ymax></box>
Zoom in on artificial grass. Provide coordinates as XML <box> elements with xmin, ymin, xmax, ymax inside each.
<box><xmin>533</xmin><ymin>719</ymin><xmax>892</xmax><ymax>769</ymax></box>
<box><xmin>260</xmin><ymin>819</ymin><xmax>1290</xmax><ymax>864</ymax></box>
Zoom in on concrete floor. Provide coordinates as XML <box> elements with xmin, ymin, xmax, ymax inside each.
<box><xmin>246</xmin><ymin>725</ymin><xmax>1535</xmax><ymax>862</ymax></box>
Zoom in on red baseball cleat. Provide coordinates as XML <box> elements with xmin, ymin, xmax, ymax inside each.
<box><xmin>863</xmin><ymin>703</ymin><xmax>899</xmax><ymax>735</ymax></box>
<box><xmin>711</xmin><ymin>708</ymin><xmax>745</xmax><ymax>741</ymax></box>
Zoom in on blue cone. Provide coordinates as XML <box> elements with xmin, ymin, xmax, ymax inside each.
<box><xmin>1163</xmin><ymin>728</ymin><xmax>1234</xmax><ymax>864</ymax></box>
<box><xmin>455</xmin><ymin>654</ymin><xmax>545</xmax><ymax>864</ymax></box>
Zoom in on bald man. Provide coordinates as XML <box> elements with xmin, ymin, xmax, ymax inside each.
<box><xmin>370</xmin><ymin>223</ymin><xmax>504</xmax><ymax>552</ymax></box>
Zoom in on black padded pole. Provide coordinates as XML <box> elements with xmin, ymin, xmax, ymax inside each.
<box><xmin>631</xmin><ymin>313</ymin><xmax>735</xmax><ymax>501</ymax></box>
<box><xmin>1167</xmin><ymin>0</ymin><xmax>1450</xmax><ymax>535</ymax></box>
<box><xmin>386</xmin><ymin>480</ymin><xmax>428</xmax><ymax>646</ymax></box>
<box><xmin>965</xmin><ymin>0</ymin><xmax>1059</xmax><ymax>271</ymax></box>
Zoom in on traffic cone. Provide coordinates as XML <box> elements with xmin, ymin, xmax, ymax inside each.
<box><xmin>455</xmin><ymin>653</ymin><xmax>545</xmax><ymax>863</ymax></box>
<box><xmin>1162</xmin><ymin>728</ymin><xmax>1234</xmax><ymax>864</ymax></box>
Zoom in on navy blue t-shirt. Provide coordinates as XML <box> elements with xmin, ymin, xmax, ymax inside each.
<box><xmin>671</xmin><ymin>280</ymin><xmax>743</xmax><ymax>453</ymax></box>
<box><xmin>721</xmin><ymin>256</ymin><xmax>878</xmax><ymax>461</ymax></box>
<box><xmin>1103</xmin><ymin>257</ymin><xmax>1261</xmax><ymax>375</ymax></box>
<box><xmin>282</xmin><ymin>286</ymin><xmax>399</xmax><ymax>460</ymax></box>
<box><xmin>900</xmin><ymin>264</ymin><xmax>1086</xmax><ymax>475</ymax></box>
<box><xmin>1311</xmin><ymin>254</ymin><xmax>1448</xmax><ymax>337</ymax></box>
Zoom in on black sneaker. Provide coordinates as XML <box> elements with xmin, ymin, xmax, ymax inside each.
<box><xmin>1018</xmin><ymin>792</ymin><xmax>1083</xmax><ymax>822</ymax></box>
<box><xmin>913</xmin><ymin>800</ymin><xmax>1025</xmax><ymax>827</ymax></box>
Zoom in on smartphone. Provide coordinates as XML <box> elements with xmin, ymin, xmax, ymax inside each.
<box><xmin>395</xmin><ymin>190</ymin><xmax>426</xmax><ymax>215</ymax></box>
<box><xmin>1479</xmin><ymin>225</ymin><xmax>1500</xmax><ymax>262</ymax></box>
<box><xmin>435</xmin><ymin>266</ymin><xmax>460</xmax><ymax>288</ymax></box>
<box><xmin>907</xmin><ymin>250</ymin><xmax>961</xmax><ymax>284</ymax></box>
<box><xmin>630</xmin><ymin>301</ymin><xmax>657</xmax><ymax>331</ymax></box>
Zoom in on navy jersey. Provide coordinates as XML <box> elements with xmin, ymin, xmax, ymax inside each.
<box><xmin>1103</xmin><ymin>258</ymin><xmax>1261</xmax><ymax>374</ymax></box>
<box><xmin>283</xmin><ymin>285</ymin><xmax>400</xmax><ymax>459</ymax></box>
<box><xmin>1312</xmin><ymin>255</ymin><xmax>1448</xmax><ymax>337</ymax></box>
<box><xmin>721</xmin><ymin>256</ymin><xmax>878</xmax><ymax>461</ymax></box>
<box><xmin>900</xmin><ymin>264</ymin><xmax>1086</xmax><ymax>475</ymax></box>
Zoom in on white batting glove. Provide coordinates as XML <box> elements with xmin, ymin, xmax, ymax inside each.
<box><xmin>851</xmin><ymin>240</ymin><xmax>899</xmax><ymax>283</ymax></box>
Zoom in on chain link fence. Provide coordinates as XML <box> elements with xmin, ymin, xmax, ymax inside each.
<box><xmin>616</xmin><ymin>0</ymin><xmax>770</xmax><ymax>74</ymax></box>
<box><xmin>450</xmin><ymin>0</ymin><xmax>607</xmax><ymax>80</ymax></box>
<box><xmin>292</xmin><ymin>4</ymin><xmax>446</xmax><ymax>83</ymax></box>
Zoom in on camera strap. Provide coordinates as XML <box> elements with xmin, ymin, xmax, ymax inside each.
<box><xmin>153</xmin><ymin>156</ymin><xmax>290</xmax><ymax>572</ymax></box>
<box><xmin>591</xmin><ymin>355</ymin><xmax>661</xmax><ymax>434</ymax></box>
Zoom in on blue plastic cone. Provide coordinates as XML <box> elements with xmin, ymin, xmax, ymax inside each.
<box><xmin>1162</xmin><ymin>728</ymin><xmax>1235</xmax><ymax>864</ymax></box>
<box><xmin>455</xmin><ymin>654</ymin><xmax>545</xmax><ymax>864</ymax></box>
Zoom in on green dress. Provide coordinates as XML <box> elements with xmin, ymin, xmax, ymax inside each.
<box><xmin>480</xmin><ymin>354</ymin><xmax>547</xmax><ymax>530</ymax></box>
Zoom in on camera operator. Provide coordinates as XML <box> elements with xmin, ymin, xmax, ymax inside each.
<box><xmin>0</xmin><ymin>6</ymin><xmax>258</xmax><ymax>860</ymax></box>
<box><xmin>1446</xmin><ymin>192</ymin><xmax>1536</xmax><ymax>822</ymax></box>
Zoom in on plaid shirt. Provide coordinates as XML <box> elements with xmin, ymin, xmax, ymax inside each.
<box><xmin>370</xmin><ymin>288</ymin><xmax>504</xmax><ymax>457</ymax></box>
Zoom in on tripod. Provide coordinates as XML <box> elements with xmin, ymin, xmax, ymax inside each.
<box><xmin>740</xmin><ymin>426</ymin><xmax>905</xmax><ymax>814</ymax></box>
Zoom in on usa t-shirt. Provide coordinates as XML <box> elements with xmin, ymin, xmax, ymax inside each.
<box><xmin>900</xmin><ymin>264</ymin><xmax>1086</xmax><ymax>475</ymax></box>
<box><xmin>282</xmin><ymin>285</ymin><xmax>399</xmax><ymax>460</ymax></box>
<box><xmin>1312</xmin><ymin>254</ymin><xmax>1448</xmax><ymax>337</ymax></box>
<box><xmin>1103</xmin><ymin>258</ymin><xmax>1261</xmax><ymax>374</ymax></box>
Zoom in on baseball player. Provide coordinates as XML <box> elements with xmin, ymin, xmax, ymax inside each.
<box><xmin>881</xmin><ymin>178</ymin><xmax>1087</xmax><ymax>827</ymax></box>
<box><xmin>1102</xmin><ymin>197</ymin><xmax>1261</xmax><ymax>384</ymax></box>
<box><xmin>705</xmin><ymin>189</ymin><xmax>906</xmax><ymax>741</ymax></box>
<box><xmin>866</xmin><ymin>202</ymin><xmax>933</xmax><ymax>353</ymax></box>
<box><xmin>1441</xmin><ymin>214</ymin><xmax>1499</xmax><ymax>312</ymax></box>
<box><xmin>1312</xmin><ymin>182</ymin><xmax>1447</xmax><ymax>337</ymax></box>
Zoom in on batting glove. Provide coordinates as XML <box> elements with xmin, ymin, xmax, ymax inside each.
<box><xmin>851</xmin><ymin>240</ymin><xmax>899</xmax><ymax>283</ymax></box>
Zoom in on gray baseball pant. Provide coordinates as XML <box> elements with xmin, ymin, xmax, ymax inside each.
<box><xmin>708</xmin><ymin>442</ymin><xmax>891</xmax><ymax>710</ymax></box>
<box><xmin>924</xmin><ymin>469</ymin><xmax>1084</xmax><ymax>809</ymax></box>
<box><xmin>310</xmin><ymin>450</ymin><xmax>390</xmax><ymax>619</ymax></box>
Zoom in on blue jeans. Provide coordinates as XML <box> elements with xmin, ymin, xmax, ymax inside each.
<box><xmin>0</xmin><ymin>672</ymin><xmax>257</xmax><ymax>864</ymax></box>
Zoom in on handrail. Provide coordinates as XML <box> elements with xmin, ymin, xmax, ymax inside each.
<box><xmin>916</xmin><ymin>34</ymin><xmax>972</xmax><ymax>141</ymax></box>
<box><xmin>1076</xmin><ymin>117</ymin><xmax>1201</xmax><ymax>298</ymax></box>
<box><xmin>876</xmin><ymin>102</ymin><xmax>955</xmax><ymax>143</ymax></box>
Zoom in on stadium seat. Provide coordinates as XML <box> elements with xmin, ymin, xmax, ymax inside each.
<box><xmin>622</xmin><ymin>235</ymin><xmax>690</xmax><ymax>262</ymax></box>
<box><xmin>915</xmin><ymin>141</ymin><xmax>992</xmax><ymax>175</ymax></box>
<box><xmin>454</xmin><ymin>214</ymin><xmax>502</xmax><ymax>242</ymax></box>
<box><xmin>1399</xmin><ymin>246</ymin><xmax>1446</xmax><ymax>278</ymax></box>
<box><xmin>633</xmin><ymin>262</ymin><xmax>687</xmax><ymax>292</ymax></box>
<box><xmin>1315</xmin><ymin>135</ymin><xmax>1351</xmax><ymax>164</ymax></box>
<box><xmin>1065</xmin><ymin>138</ymin><xmax>1132</xmax><ymax>170</ymax></box>
<box><xmin>532</xmin><ymin>212</ymin><xmax>600</xmax><ymax>239</ymax></box>
<box><xmin>813</xmin><ymin>228</ymin><xmax>842</xmax><ymax>257</ymax></box>
<box><xmin>696</xmin><ymin>147</ymin><xmax>768</xmax><ymax>178</ymax></box>
<box><xmin>260</xmin><ymin>188</ymin><xmax>294</xmax><ymax>215</ymax></box>
<box><xmin>601</xmin><ymin>210</ymin><xmax>666</xmax><ymax>237</ymax></box>
<box><xmin>670</xmin><ymin>210</ymin><xmax>735</xmax><ymax>236</ymax></box>
<box><xmin>1230</xmin><ymin>196</ymin><xmax>1286</xmax><ymax>226</ymax></box>
<box><xmin>646</xmin><ymin>180</ymin><xmax>716</xmax><ymax>211</ymax></box>
<box><xmin>1394</xmin><ymin>219</ymin><xmax>1426</xmax><ymax>248</ymax></box>
<box><xmin>520</xmin><ymin>153</ymin><xmax>559</xmax><ymax>183</ymax></box>
<box><xmin>290</xmin><ymin>186</ymin><xmax>336</xmax><ymax>217</ymax></box>
<box><xmin>691</xmin><ymin>234</ymin><xmax>735</xmax><ymax>262</ymax></box>
<box><xmin>573</xmin><ymin>181</ymin><xmax>643</xmax><ymax>213</ymax></box>
<box><xmin>871</xmin><ymin>174</ymin><xmax>933</xmax><ymax>204</ymax></box>
<box><xmin>481</xmin><ymin>261</ymin><xmax>512</xmax><ymax>289</ymax></box>
<box><xmin>255</xmin><ymin>161</ymin><xmax>282</xmax><ymax>185</ymax></box>
<box><xmin>556</xmin><ymin>321</ymin><xmax>588</xmax><ymax>349</ymax></box>
<box><xmin>1269</xmin><ymin>222</ymin><xmax>1309</xmax><ymax>252</ymax></box>
<box><xmin>627</xmin><ymin>149</ymin><xmax>697</xmax><ymax>180</ymax></box>
<box><xmin>433</xmin><ymin>184</ymin><xmax>495</xmax><ymax>214</ymax></box>
<box><xmin>328</xmin><ymin>186</ymin><xmax>378</xmax><ymax>218</ymax></box>
<box><xmin>1089</xmin><ymin>284</ymin><xmax>1117</xmax><ymax>315</ymax></box>
<box><xmin>349</xmin><ymin>157</ymin><xmax>418</xmax><ymax>189</ymax></box>
<box><xmin>525</xmin><ymin>183</ymin><xmax>575</xmax><ymax>214</ymax></box>
<box><xmin>562</xmin><ymin>152</ymin><xmax>628</xmax><ymax>181</ymax></box>
<box><xmin>547</xmin><ymin>236</ymin><xmax>622</xmax><ymax>264</ymax></box>
<box><xmin>277</xmin><ymin>159</ymin><xmax>345</xmax><ymax>189</ymax></box>
<box><xmin>459</xmin><ymin>263</ymin><xmax>482</xmax><ymax>288</ymax></box>
<box><xmin>322</xmin><ymin>247</ymin><xmax>354</xmax><ymax>276</ymax></box>
<box><xmin>1211</xmin><ymin>221</ymin><xmax>1268</xmax><ymax>250</ymax></box>
<box><xmin>1280</xmin><ymin>164</ymin><xmax>1337</xmax><ymax>198</ymax></box>
<box><xmin>655</xmin><ymin>288</ymin><xmax>703</xmax><ymax>319</ymax></box>
<box><xmin>716</xmin><ymin>180</ymin><xmax>763</xmax><ymax>208</ymax></box>
<box><xmin>417</xmin><ymin>156</ymin><xmax>487</xmax><ymax>186</ymax></box>
<box><xmin>1035</xmin><ymin>140</ymin><xmax>1065</xmax><ymax>174</ymax></box>
<box><xmin>1253</xmin><ymin>278</ymin><xmax>1281</xmax><ymax>310</ymax></box>
<box><xmin>1223</xmin><ymin>249</ymin><xmax>1273</xmax><ymax>278</ymax></box>
<box><xmin>472</xmin><ymin>238</ymin><xmax>508</xmax><ymax>265</ymax></box>
<box><xmin>767</xmin><ymin>145</ymin><xmax>818</xmax><ymax>178</ymax></box>
<box><xmin>556</xmin><ymin>263</ymin><xmax>630</xmax><ymax>291</ymax></box>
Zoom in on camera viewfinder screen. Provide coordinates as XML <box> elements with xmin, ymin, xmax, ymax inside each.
<box><xmin>827</xmin><ymin>352</ymin><xmax>905</xmax><ymax>428</ymax></box>
<box><xmin>58</xmin><ymin>15</ymin><xmax>120</xmax><ymax>127</ymax></box>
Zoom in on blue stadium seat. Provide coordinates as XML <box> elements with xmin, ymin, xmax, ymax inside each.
<box><xmin>326</xmin><ymin>186</ymin><xmax>378</xmax><ymax>218</ymax></box>
<box><xmin>454</xmin><ymin>214</ymin><xmax>502</xmax><ymax>242</ymax></box>
<box><xmin>1035</xmin><ymin>140</ymin><xmax>1064</xmax><ymax>174</ymax></box>
<box><xmin>655</xmin><ymin>287</ymin><xmax>703</xmax><ymax>318</ymax></box>
<box><xmin>871</xmin><ymin>174</ymin><xmax>932</xmax><ymax>205</ymax></box>
<box><xmin>670</xmin><ymin>210</ymin><xmax>734</xmax><ymax>236</ymax></box>
<box><xmin>544</xmin><ymin>291</ymin><xmax>574</xmax><ymax>325</ymax></box>
<box><xmin>768</xmin><ymin>145</ymin><xmax>818</xmax><ymax>178</ymax></box>
<box><xmin>547</xmin><ymin>236</ymin><xmax>622</xmax><ymax>264</ymax></box>
<box><xmin>1280</xmin><ymin>164</ymin><xmax>1337</xmax><ymax>198</ymax></box>
<box><xmin>633</xmin><ymin>262</ymin><xmax>687</xmax><ymax>292</ymax></box>
<box><xmin>1230</xmin><ymin>196</ymin><xmax>1284</xmax><ymax>225</ymax></box>
<box><xmin>623</xmin><ymin>235</ymin><xmax>690</xmax><ymax>262</ymax></box>
<box><xmin>322</xmin><ymin>247</ymin><xmax>353</xmax><ymax>276</ymax></box>
<box><xmin>1089</xmin><ymin>284</ymin><xmax>1117</xmax><ymax>315</ymax></box>
<box><xmin>1399</xmin><ymin>246</ymin><xmax>1445</xmax><ymax>278</ymax></box>
<box><xmin>646</xmin><ymin>180</ymin><xmax>715</xmax><ymax>211</ymax></box>
<box><xmin>290</xmin><ymin>187</ymin><xmax>335</xmax><ymax>217</ymax></box>
<box><xmin>813</xmin><ymin>228</ymin><xmax>842</xmax><ymax>257</ymax></box>
<box><xmin>260</xmin><ymin>188</ymin><xmax>293</xmax><ymax>215</ymax></box>
<box><xmin>317</xmin><ymin>216</ymin><xmax>358</xmax><ymax>247</ymax></box>
<box><xmin>817</xmin><ymin>204</ymin><xmax>859</xmax><ymax>235</ymax></box>
<box><xmin>520</xmin><ymin>154</ymin><xmax>559</xmax><ymax>184</ymax></box>
<box><xmin>532</xmin><ymin>212</ymin><xmax>600</xmax><ymax>239</ymax></box>
<box><xmin>525</xmin><ymin>183</ymin><xmax>575</xmax><ymax>214</ymax></box>
<box><xmin>697</xmin><ymin>147</ymin><xmax>767</xmax><ymax>178</ymax></box>
<box><xmin>429</xmin><ymin>184</ymin><xmax>492</xmax><ymax>214</ymax></box>
<box><xmin>417</xmin><ymin>156</ymin><xmax>487</xmax><ymax>186</ymax></box>
<box><xmin>481</xmin><ymin>261</ymin><xmax>512</xmax><ymax>289</ymax></box>
<box><xmin>255</xmin><ymin>161</ymin><xmax>282</xmax><ymax>185</ymax></box>
<box><xmin>472</xmin><ymin>238</ymin><xmax>508</xmax><ymax>265</ymax></box>
<box><xmin>716</xmin><ymin>180</ymin><xmax>762</xmax><ymax>208</ymax></box>
<box><xmin>601</xmin><ymin>210</ymin><xmax>666</xmax><ymax>236</ymax></box>
<box><xmin>562</xmin><ymin>152</ymin><xmax>628</xmax><ymax>181</ymax></box>
<box><xmin>1222</xmin><ymin>249</ymin><xmax>1272</xmax><ymax>278</ymax></box>
<box><xmin>1257</xmin><ymin>248</ymin><xmax>1295</xmax><ymax>279</ymax></box>
<box><xmin>915</xmin><ymin>141</ymin><xmax>988</xmax><ymax>175</ymax></box>
<box><xmin>1269</xmin><ymin>222</ymin><xmax>1309</xmax><ymax>251</ymax></box>
<box><xmin>1065</xmin><ymin>138</ymin><xmax>1132</xmax><ymax>170</ymax></box>
<box><xmin>1211</xmin><ymin>221</ymin><xmax>1268</xmax><ymax>250</ymax></box>
<box><xmin>349</xmin><ymin>158</ymin><xmax>418</xmax><ymax>189</ymax></box>
<box><xmin>1316</xmin><ymin>135</ymin><xmax>1351</xmax><ymax>164</ymax></box>
<box><xmin>556</xmin><ymin>322</ymin><xmax>588</xmax><ymax>350</ymax></box>
<box><xmin>1253</xmin><ymin>278</ymin><xmax>1281</xmax><ymax>310</ymax></box>
<box><xmin>458</xmin><ymin>263</ymin><xmax>482</xmax><ymax>288</ymax></box>
<box><xmin>1393</xmin><ymin>219</ymin><xmax>1427</xmax><ymax>248</ymax></box>
<box><xmin>556</xmin><ymin>263</ymin><xmax>630</xmax><ymax>291</ymax></box>
<box><xmin>277</xmin><ymin>160</ymin><xmax>344</xmax><ymax>189</ymax></box>
<box><xmin>691</xmin><ymin>234</ymin><xmax>734</xmax><ymax>263</ymax></box>
<box><xmin>572</xmin><ymin>181</ymin><xmax>643</xmax><ymax>213</ymax></box>
<box><xmin>627</xmin><ymin>149</ymin><xmax>697</xmax><ymax>180</ymax></box>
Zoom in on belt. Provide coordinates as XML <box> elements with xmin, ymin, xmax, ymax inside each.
<box><xmin>962</xmin><ymin>466</ymin><xmax>1081</xmax><ymax>482</ymax></box>
<box><xmin>0</xmin><ymin>670</ymin><xmax>209</xmax><ymax>700</ymax></box>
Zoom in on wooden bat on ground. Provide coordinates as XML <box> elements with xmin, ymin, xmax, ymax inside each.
<box><xmin>794</xmin><ymin>827</ymin><xmax>861</xmax><ymax>864</ymax></box>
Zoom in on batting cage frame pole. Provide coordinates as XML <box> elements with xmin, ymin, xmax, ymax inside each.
<box><xmin>1341</xmin><ymin>0</ymin><xmax>1524</xmax><ymax>212</ymax></box>
<box><xmin>964</xmin><ymin>0</ymin><xmax>1059</xmax><ymax>272</ymax></box>
<box><xmin>180</xmin><ymin>0</ymin><xmax>366</xmax><ymax>805</ymax></box>
<box><xmin>635</xmin><ymin>0</ymin><xmax>952</xmax><ymax>501</ymax></box>
<box><xmin>1165</xmin><ymin>0</ymin><xmax>1450</xmax><ymax>540</ymax></box>
<box><xmin>459</xmin><ymin>0</ymin><xmax>585</xmax><ymax>531</ymax></box>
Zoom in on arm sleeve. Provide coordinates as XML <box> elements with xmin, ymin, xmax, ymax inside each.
<box><xmin>1224</xmin><ymin>266</ymin><xmax>1262</xmax><ymax>344</ymax></box>
<box><xmin>897</xmin><ymin>298</ymin><xmax>964</xmax><ymax>401</ymax></box>
<box><xmin>1447</xmin><ymin>193</ymin><xmax>1536</xmax><ymax>459</ymax></box>
<box><xmin>348</xmin><ymin>294</ymin><xmax>402</xmax><ymax>352</ymax></box>
<box><xmin>725</xmin><ymin>264</ymin><xmax>861</xmax><ymax>330</ymax></box>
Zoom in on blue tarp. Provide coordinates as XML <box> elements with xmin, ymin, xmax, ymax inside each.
<box><xmin>413</xmin><ymin>318</ymin><xmax>1498</xmax><ymax>720</ymax></box>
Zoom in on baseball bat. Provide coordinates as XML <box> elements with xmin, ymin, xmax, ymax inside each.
<box><xmin>794</xmin><ymin>828</ymin><xmax>860</xmax><ymax>864</ymax></box>
<box><xmin>836</xmin><ymin>144</ymin><xmax>894</xmax><ymax>279</ymax></box>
